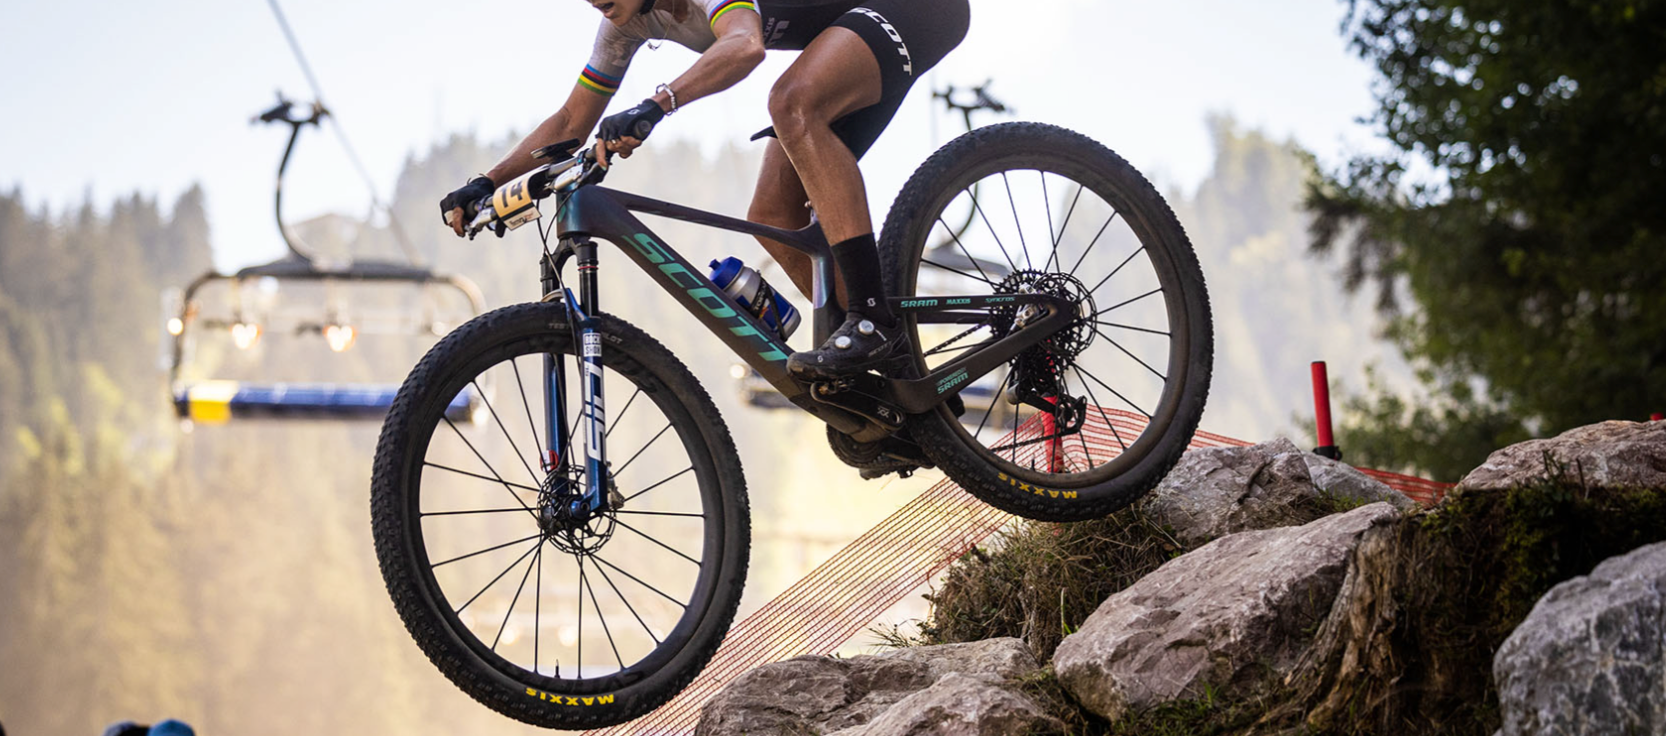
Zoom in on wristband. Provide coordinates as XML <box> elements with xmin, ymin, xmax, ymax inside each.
<box><xmin>656</xmin><ymin>83</ymin><xmax>678</xmax><ymax>115</ymax></box>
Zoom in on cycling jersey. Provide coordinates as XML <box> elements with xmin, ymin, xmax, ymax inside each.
<box><xmin>579</xmin><ymin>0</ymin><xmax>970</xmax><ymax>158</ymax></box>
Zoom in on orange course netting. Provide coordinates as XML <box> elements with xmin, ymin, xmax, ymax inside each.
<box><xmin>583</xmin><ymin>408</ymin><xmax>1449</xmax><ymax>735</ymax></box>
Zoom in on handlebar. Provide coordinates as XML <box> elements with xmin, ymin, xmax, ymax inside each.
<box><xmin>461</xmin><ymin>146</ymin><xmax>607</xmax><ymax>239</ymax></box>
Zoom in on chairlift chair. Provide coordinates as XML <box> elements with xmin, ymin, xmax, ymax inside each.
<box><xmin>163</xmin><ymin>95</ymin><xmax>486</xmax><ymax>425</ymax></box>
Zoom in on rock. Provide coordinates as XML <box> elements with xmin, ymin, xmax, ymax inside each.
<box><xmin>1458</xmin><ymin>420</ymin><xmax>1666</xmax><ymax>492</ymax></box>
<box><xmin>832</xmin><ymin>673</ymin><xmax>1063</xmax><ymax>736</ymax></box>
<box><xmin>696</xmin><ymin>638</ymin><xmax>1056</xmax><ymax>736</ymax></box>
<box><xmin>1493</xmin><ymin>541</ymin><xmax>1666</xmax><ymax>736</ymax></box>
<box><xmin>1301</xmin><ymin>453</ymin><xmax>1418</xmax><ymax>511</ymax></box>
<box><xmin>1052</xmin><ymin>503</ymin><xmax>1402</xmax><ymax>722</ymax></box>
<box><xmin>1141</xmin><ymin>438</ymin><xmax>1412</xmax><ymax>546</ymax></box>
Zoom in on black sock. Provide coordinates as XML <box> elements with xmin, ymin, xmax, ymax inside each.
<box><xmin>832</xmin><ymin>233</ymin><xmax>896</xmax><ymax>328</ymax></box>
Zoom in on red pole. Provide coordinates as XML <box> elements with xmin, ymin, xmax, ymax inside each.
<box><xmin>1312</xmin><ymin>361</ymin><xmax>1341</xmax><ymax>460</ymax></box>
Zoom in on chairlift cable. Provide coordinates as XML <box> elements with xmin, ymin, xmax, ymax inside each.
<box><xmin>263</xmin><ymin>0</ymin><xmax>423</xmax><ymax>266</ymax></box>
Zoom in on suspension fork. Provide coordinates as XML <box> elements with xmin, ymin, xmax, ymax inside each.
<box><xmin>573</xmin><ymin>239</ymin><xmax>609</xmax><ymax>513</ymax></box>
<box><xmin>540</xmin><ymin>244</ymin><xmax>609</xmax><ymax>514</ymax></box>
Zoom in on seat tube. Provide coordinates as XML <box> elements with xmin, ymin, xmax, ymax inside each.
<box><xmin>575</xmin><ymin>240</ymin><xmax>608</xmax><ymax>512</ymax></box>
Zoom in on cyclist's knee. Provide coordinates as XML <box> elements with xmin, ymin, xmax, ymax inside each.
<box><xmin>767</xmin><ymin>78</ymin><xmax>825</xmax><ymax>141</ymax></box>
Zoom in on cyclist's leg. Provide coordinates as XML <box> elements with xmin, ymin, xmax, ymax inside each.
<box><xmin>747</xmin><ymin>139</ymin><xmax>848</xmax><ymax>305</ymax></box>
<box><xmin>777</xmin><ymin>2</ymin><xmax>970</xmax><ymax>376</ymax></box>
<box><xmin>767</xmin><ymin>28</ymin><xmax>882</xmax><ymax>248</ymax></box>
<box><xmin>772</xmin><ymin>28</ymin><xmax>905</xmax><ymax>377</ymax></box>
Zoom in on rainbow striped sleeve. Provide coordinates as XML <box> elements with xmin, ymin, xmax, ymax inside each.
<box><xmin>578</xmin><ymin>65</ymin><xmax>623</xmax><ymax>96</ymax></box>
<box><xmin>709</xmin><ymin>0</ymin><xmax>757</xmax><ymax>29</ymax></box>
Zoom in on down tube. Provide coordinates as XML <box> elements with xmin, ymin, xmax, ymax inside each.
<box><xmin>562</xmin><ymin>192</ymin><xmax>796</xmax><ymax>382</ymax></box>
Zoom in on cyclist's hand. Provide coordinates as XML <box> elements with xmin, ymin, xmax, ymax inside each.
<box><xmin>593</xmin><ymin>136</ymin><xmax>641</xmax><ymax>168</ymax></box>
<box><xmin>597</xmin><ymin>98</ymin><xmax>666</xmax><ymax>162</ymax></box>
<box><xmin>440</xmin><ymin>176</ymin><xmax>495</xmax><ymax>237</ymax></box>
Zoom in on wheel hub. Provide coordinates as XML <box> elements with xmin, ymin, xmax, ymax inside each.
<box><xmin>992</xmin><ymin>270</ymin><xmax>1097</xmax><ymax>392</ymax></box>
<box><xmin>538</xmin><ymin>470</ymin><xmax>617</xmax><ymax>555</ymax></box>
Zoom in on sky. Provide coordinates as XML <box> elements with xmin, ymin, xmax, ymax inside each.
<box><xmin>0</xmin><ymin>0</ymin><xmax>1380</xmax><ymax>272</ymax></box>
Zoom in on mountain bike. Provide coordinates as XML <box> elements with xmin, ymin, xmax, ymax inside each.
<box><xmin>370</xmin><ymin>122</ymin><xmax>1212</xmax><ymax>729</ymax></box>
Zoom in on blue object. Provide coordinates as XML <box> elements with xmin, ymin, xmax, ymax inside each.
<box><xmin>708</xmin><ymin>257</ymin><xmax>801</xmax><ymax>340</ymax></box>
<box><xmin>149</xmin><ymin>720</ymin><xmax>196</xmax><ymax>736</ymax></box>
<box><xmin>174</xmin><ymin>382</ymin><xmax>476</xmax><ymax>424</ymax></box>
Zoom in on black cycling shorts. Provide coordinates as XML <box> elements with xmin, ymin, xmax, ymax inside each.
<box><xmin>753</xmin><ymin>0</ymin><xmax>971</xmax><ymax>159</ymax></box>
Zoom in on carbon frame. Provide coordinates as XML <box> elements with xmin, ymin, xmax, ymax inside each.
<box><xmin>553</xmin><ymin>185</ymin><xmax>1074</xmax><ymax>433</ymax></box>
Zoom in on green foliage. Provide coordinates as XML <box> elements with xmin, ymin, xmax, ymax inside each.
<box><xmin>919</xmin><ymin>508</ymin><xmax>1188</xmax><ymax>662</ymax></box>
<box><xmin>1308</xmin><ymin>0</ymin><xmax>1666</xmax><ymax>465</ymax></box>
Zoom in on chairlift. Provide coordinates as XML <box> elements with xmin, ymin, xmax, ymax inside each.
<box><xmin>162</xmin><ymin>94</ymin><xmax>486</xmax><ymax>425</ymax></box>
<box><xmin>737</xmin><ymin>81</ymin><xmax>1016</xmax><ymax>423</ymax></box>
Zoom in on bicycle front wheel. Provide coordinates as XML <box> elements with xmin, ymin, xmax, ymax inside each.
<box><xmin>880</xmin><ymin>122</ymin><xmax>1212</xmax><ymax>522</ymax></box>
<box><xmin>371</xmin><ymin>303</ymin><xmax>748</xmax><ymax>729</ymax></box>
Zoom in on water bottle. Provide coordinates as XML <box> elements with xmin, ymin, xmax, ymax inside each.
<box><xmin>708</xmin><ymin>257</ymin><xmax>802</xmax><ymax>340</ymax></box>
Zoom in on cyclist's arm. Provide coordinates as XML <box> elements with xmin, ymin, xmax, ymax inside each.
<box><xmin>484</xmin><ymin>87</ymin><xmax>610</xmax><ymax>186</ymax></box>
<box><xmin>646</xmin><ymin>9</ymin><xmax>765</xmax><ymax>114</ymax></box>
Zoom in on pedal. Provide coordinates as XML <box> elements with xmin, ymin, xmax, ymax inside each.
<box><xmin>811</xmin><ymin>375</ymin><xmax>906</xmax><ymax>430</ymax></box>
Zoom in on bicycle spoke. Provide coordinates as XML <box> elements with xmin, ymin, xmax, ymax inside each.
<box><xmin>433</xmin><ymin>533</ymin><xmax>542</xmax><ymax>569</ymax></box>
<box><xmin>1069</xmin><ymin>212</ymin><xmax>1122</xmax><ymax>279</ymax></box>
<box><xmin>1094</xmin><ymin>327</ymin><xmax>1168</xmax><ymax>381</ymax></box>
<box><xmin>492</xmin><ymin>543</ymin><xmax>540</xmax><ymax>651</ymax></box>
<box><xmin>535</xmin><ymin>538</ymin><xmax>543</xmax><ymax>672</ymax></box>
<box><xmin>1053</xmin><ymin>182</ymin><xmax>1085</xmax><ymax>248</ymax></box>
<box><xmin>989</xmin><ymin>430</ymin><xmax>1084</xmax><ymax>454</ymax></box>
<box><xmin>422</xmin><ymin>506</ymin><xmax>539</xmax><ymax>518</ymax></box>
<box><xmin>937</xmin><ymin>217</ymin><xmax>993</xmax><ymax>285</ymax></box>
<box><xmin>622</xmin><ymin>466</ymin><xmax>694</xmax><ymax>505</ymax></box>
<box><xmin>577</xmin><ymin>556</ymin><xmax>584</xmax><ymax>675</ymax></box>
<box><xmin>613</xmin><ymin>519</ymin><xmax>701</xmax><ymax>566</ymax></box>
<box><xmin>474</xmin><ymin>379</ymin><xmax>542</xmax><ymax>486</ymax></box>
<box><xmin>613</xmin><ymin>423</ymin><xmax>672</xmax><ymax>478</ymax></box>
<box><xmin>1075</xmin><ymin>417</ymin><xmax>1095</xmax><ymax>468</ymax></box>
<box><xmin>1088</xmin><ymin>245</ymin><xmax>1145</xmax><ymax>295</ymax></box>
<box><xmin>974</xmin><ymin>369</ymin><xmax>1016</xmax><ymax>442</ymax></box>
<box><xmin>1073</xmin><ymin>367</ymin><xmax>1129</xmax><ymax>451</ymax></box>
<box><xmin>923</xmin><ymin>340</ymin><xmax>982</xmax><ymax>357</ymax></box>
<box><xmin>1096</xmin><ymin>287</ymin><xmax>1163</xmax><ymax>316</ymax></box>
<box><xmin>593</xmin><ymin>560</ymin><xmax>661</xmax><ymax>645</ymax></box>
<box><xmin>1041</xmin><ymin>172</ymin><xmax>1060</xmax><ymax>272</ymax></box>
<box><xmin>968</xmin><ymin>187</ymin><xmax>1020</xmax><ymax>274</ymax></box>
<box><xmin>592</xmin><ymin>555</ymin><xmax>689</xmax><ymax>609</ymax></box>
<box><xmin>1001</xmin><ymin>172</ymin><xmax>1032</xmax><ymax>270</ymax></box>
<box><xmin>922</xmin><ymin>257</ymin><xmax>998</xmax><ymax>286</ymax></box>
<box><xmin>615</xmin><ymin>509</ymin><xmax>705</xmax><ymax>519</ymax></box>
<box><xmin>442</xmin><ymin>419</ymin><xmax>541</xmax><ymax>520</ymax></box>
<box><xmin>422</xmin><ymin>462</ymin><xmax>542</xmax><ymax>496</ymax></box>
<box><xmin>580</xmin><ymin>559</ymin><xmax>625</xmax><ymax>669</ymax></box>
<box><xmin>1076</xmin><ymin>365</ymin><xmax>1152</xmax><ymax>419</ymax></box>
<box><xmin>510</xmin><ymin>357</ymin><xmax>543</xmax><ymax>467</ymax></box>
<box><xmin>604</xmin><ymin>388</ymin><xmax>642</xmax><ymax>441</ymax></box>
<box><xmin>1095</xmin><ymin>320</ymin><xmax>1170</xmax><ymax>337</ymax></box>
<box><xmin>454</xmin><ymin>538</ymin><xmax>541</xmax><ymax>615</ymax></box>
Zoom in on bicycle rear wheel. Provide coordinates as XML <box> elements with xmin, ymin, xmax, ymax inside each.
<box><xmin>371</xmin><ymin>303</ymin><xmax>748</xmax><ymax>729</ymax></box>
<box><xmin>880</xmin><ymin>122</ymin><xmax>1212</xmax><ymax>522</ymax></box>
